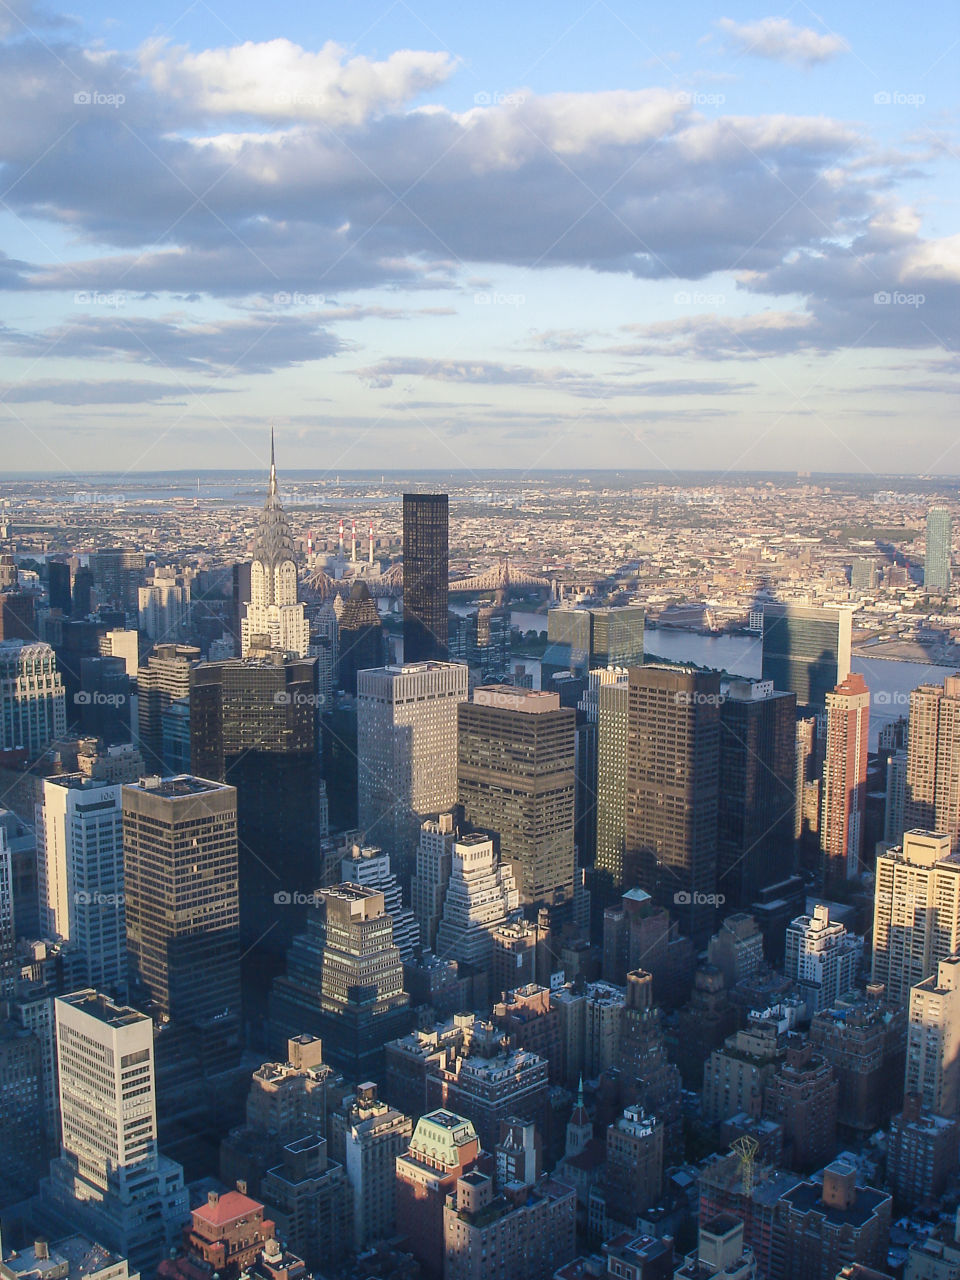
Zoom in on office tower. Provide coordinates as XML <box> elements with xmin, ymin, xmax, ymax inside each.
<box><xmin>491</xmin><ymin>919</ymin><xmax>540</xmax><ymax>994</ymax></box>
<box><xmin>395</xmin><ymin>1110</ymin><xmax>481</xmax><ymax>1280</ymax></box>
<box><xmin>906</xmin><ymin>955</ymin><xmax>960</xmax><ymax>1117</ymax></box>
<box><xmin>442</xmin><ymin>1171</ymin><xmax>576</xmax><ymax>1280</ymax></box>
<box><xmin>600</xmin><ymin>1105</ymin><xmax>664</xmax><ymax>1233</ymax></box>
<box><xmin>707</xmin><ymin>913</ymin><xmax>765</xmax><ymax>988</ymax></box>
<box><xmin>357</xmin><ymin>663</ymin><xmax>468</xmax><ymax>878</ymax></box>
<box><xmin>820</xmin><ymin>673</ymin><xmax>870</xmax><ymax>887</ymax></box>
<box><xmin>809</xmin><ymin>988</ymin><xmax>907</xmax><ymax>1142</ymax></box>
<box><xmin>925</xmin><ymin>506</ymin><xmax>952</xmax><ymax>592</ymax></box>
<box><xmin>137</xmin><ymin>572</ymin><xmax>190</xmax><ymax>644</ymax></box>
<box><xmin>76</xmin><ymin>655</ymin><xmax>130</xmax><ymax>745</ymax></box>
<box><xmin>884</xmin><ymin>749</ymin><xmax>907</xmax><ymax>846</ymax></box>
<box><xmin>427</xmin><ymin>1043</ymin><xmax>549</xmax><ymax>1153</ymax></box>
<box><xmin>336</xmin><ymin>581</ymin><xmax>387</xmax><ymax>695</ymax></box>
<box><xmin>137</xmin><ymin>643</ymin><xmax>200</xmax><ymax>772</ymax></box>
<box><xmin>673</xmin><ymin>965</ymin><xmax>738</xmax><ymax>1090</ymax></box>
<box><xmin>190</xmin><ymin>655</ymin><xmax>322</xmax><ymax>992</ymax></box>
<box><xmin>702</xmin><ymin>1021</ymin><xmax>784</xmax><ymax>1125</ymax></box>
<box><xmin>43</xmin><ymin>991</ymin><xmax>189</xmax><ymax>1270</ymax></box>
<box><xmin>778</xmin><ymin>1162</ymin><xmax>891</xmax><ymax>1280</ymax></box>
<box><xmin>871</xmin><ymin>830</ymin><xmax>960</xmax><ymax>1005</ymax></box>
<box><xmin>0</xmin><ymin>1018</ymin><xmax>45</xmax><ymax>1203</ymax></box>
<box><xmin>71</xmin><ymin>567</ymin><xmax>93</xmax><ymax>617</ymax></box>
<box><xmin>100</xmin><ymin>628</ymin><xmax>139</xmax><ymax>678</ymax></box>
<box><xmin>717</xmin><ymin>679</ymin><xmax>796</xmax><ymax>907</ymax></box>
<box><xmin>794</xmin><ymin>714</ymin><xmax>819</xmax><ymax>846</ymax></box>
<box><xmin>624</xmin><ymin>665</ymin><xmax>720</xmax><ymax>943</ymax></box>
<box><xmin>602</xmin><ymin>887</ymin><xmax>695</xmax><ymax>1002</ymax></box>
<box><xmin>762</xmin><ymin>1038</ymin><xmax>838</xmax><ymax>1172</ymax></box>
<box><xmin>0</xmin><ymin>588</ymin><xmax>36</xmax><ymax>642</ymax></box>
<box><xmin>122</xmin><ymin>775</ymin><xmax>241</xmax><ymax>1035</ymax></box>
<box><xmin>457</xmin><ymin>686</ymin><xmax>576</xmax><ymax>914</ymax></box>
<box><xmin>904</xmin><ymin>676</ymin><xmax>960</xmax><ymax>847</ymax></box>
<box><xmin>0</xmin><ymin>822</ymin><xmax>11</xmax><ymax>996</ymax></box>
<box><xmin>269</xmin><ymin>884</ymin><xmax>412</xmax><ymax>1080</ymax></box>
<box><xmin>412</xmin><ymin>813</ymin><xmax>458</xmax><ymax>952</ymax></box>
<box><xmin>76</xmin><ymin>738</ymin><xmax>145</xmax><ymax>785</ymax></box>
<box><xmin>448</xmin><ymin>607</ymin><xmax>510</xmax><ymax>680</ymax></box>
<box><xmin>850</xmin><ymin>558</ymin><xmax>878</xmax><ymax>592</ymax></box>
<box><xmin>161</xmin><ymin>697</ymin><xmax>190</xmax><ymax>772</ymax></box>
<box><xmin>616</xmin><ymin>970</ymin><xmax>684</xmax><ymax>1159</ymax></box>
<box><xmin>91</xmin><ymin>550</ymin><xmax>146</xmax><ymax>614</ymax></box>
<box><xmin>48</xmin><ymin>560</ymin><xmax>73</xmax><ymax>615</ymax></box>
<box><xmin>260</xmin><ymin>1136</ymin><xmax>351</xmax><ymax>1272</ymax></box>
<box><xmin>340</xmin><ymin>843</ymin><xmax>419</xmax><ymax>961</ymax></box>
<box><xmin>343</xmin><ymin>1082</ymin><xmax>413</xmax><ymax>1252</ymax></box>
<box><xmin>760</xmin><ymin>602</ymin><xmax>853</xmax><ymax>711</ymax></box>
<box><xmin>36</xmin><ymin>775</ymin><xmax>126</xmax><ymax>996</ymax></box>
<box><xmin>0</xmin><ymin>641</ymin><xmax>66</xmax><ymax>756</ymax></box>
<box><xmin>220</xmin><ymin>1035</ymin><xmax>346</xmax><ymax>1197</ymax></box>
<box><xmin>886</xmin><ymin>1094</ymin><xmax>959</xmax><ymax>1205</ymax></box>
<box><xmin>550</xmin><ymin>979</ymin><xmax>624</xmax><ymax>1087</ymax></box>
<box><xmin>241</xmin><ymin>436</ymin><xmax>310</xmax><ymax>659</ymax></box>
<box><xmin>595</xmin><ymin>671</ymin><xmax>629</xmax><ymax>904</ymax></box>
<box><xmin>435</xmin><ymin>833</ymin><xmax>519</xmax><ymax>970</ymax></box>
<box><xmin>784</xmin><ymin>904</ymin><xmax>859</xmax><ymax>1017</ymax></box>
<box><xmin>402</xmin><ymin>492</ymin><xmax>448</xmax><ymax>664</ymax></box>
<box><xmin>545</xmin><ymin>605</ymin><xmax>644</xmax><ymax>674</ymax></box>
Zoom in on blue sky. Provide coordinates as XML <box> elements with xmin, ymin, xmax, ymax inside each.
<box><xmin>0</xmin><ymin>0</ymin><xmax>958</xmax><ymax>476</ymax></box>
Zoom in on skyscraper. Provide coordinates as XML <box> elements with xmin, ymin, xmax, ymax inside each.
<box><xmin>336</xmin><ymin>581</ymin><xmax>387</xmax><ymax>695</ymax></box>
<box><xmin>595</xmin><ymin>671</ymin><xmax>630</xmax><ymax>906</ymax></box>
<box><xmin>190</xmin><ymin>654</ymin><xmax>322</xmax><ymax>999</ymax></box>
<box><xmin>402</xmin><ymin>493</ymin><xmax>448</xmax><ymax>663</ymax></box>
<box><xmin>412</xmin><ymin>813</ymin><xmax>458</xmax><ymax>952</ymax></box>
<box><xmin>137</xmin><ymin>643</ymin><xmax>201</xmax><ymax>773</ymax></box>
<box><xmin>717</xmin><ymin>678</ymin><xmax>796</xmax><ymax>908</ymax></box>
<box><xmin>760</xmin><ymin>603</ymin><xmax>853</xmax><ymax>711</ymax></box>
<box><xmin>457</xmin><ymin>686</ymin><xmax>576</xmax><ymax>915</ymax></box>
<box><xmin>268</xmin><ymin>884</ymin><xmax>412</xmax><ymax>1079</ymax></box>
<box><xmin>241</xmin><ymin>434</ymin><xmax>310</xmax><ymax>659</ymax></box>
<box><xmin>820</xmin><ymin>673</ymin><xmax>870</xmax><ymax>887</ymax></box>
<box><xmin>0</xmin><ymin>640</ymin><xmax>66</xmax><ymax>756</ymax></box>
<box><xmin>43</xmin><ymin>990</ymin><xmax>189</xmax><ymax>1271</ymax></box>
<box><xmin>435</xmin><ymin>833</ymin><xmax>519</xmax><ymax>968</ymax></box>
<box><xmin>545</xmin><ymin>605</ymin><xmax>644</xmax><ymax>674</ymax></box>
<box><xmin>906</xmin><ymin>955</ymin><xmax>960</xmax><ymax>1118</ymax></box>
<box><xmin>784</xmin><ymin>904</ymin><xmax>859</xmax><ymax>1016</ymax></box>
<box><xmin>904</xmin><ymin>675</ymin><xmax>960</xmax><ymax>848</ymax></box>
<box><xmin>343</xmin><ymin>1082</ymin><xmax>413</xmax><ymax>1252</ymax></box>
<box><xmin>872</xmin><ymin>830</ymin><xmax>960</xmax><ymax>1005</ymax></box>
<box><xmin>122</xmin><ymin>776</ymin><xmax>241</xmax><ymax>1041</ymax></box>
<box><xmin>357</xmin><ymin>662</ymin><xmax>468</xmax><ymax>881</ymax></box>
<box><xmin>36</xmin><ymin>774</ymin><xmax>126</xmax><ymax>996</ymax></box>
<box><xmin>339</xmin><ymin>842</ymin><xmax>419</xmax><ymax>961</ymax></box>
<box><xmin>624</xmin><ymin>665</ymin><xmax>720</xmax><ymax>943</ymax></box>
<box><xmin>925</xmin><ymin>506</ymin><xmax>952</xmax><ymax>593</ymax></box>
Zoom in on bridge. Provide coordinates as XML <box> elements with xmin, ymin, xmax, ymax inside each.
<box><xmin>304</xmin><ymin>556</ymin><xmax>556</xmax><ymax>604</ymax></box>
<box><xmin>449</xmin><ymin>557</ymin><xmax>553</xmax><ymax>598</ymax></box>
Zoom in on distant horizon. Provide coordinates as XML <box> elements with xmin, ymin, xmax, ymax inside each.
<box><xmin>2</xmin><ymin>468</ymin><xmax>959</xmax><ymax>482</ymax></box>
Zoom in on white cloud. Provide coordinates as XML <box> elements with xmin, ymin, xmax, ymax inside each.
<box><xmin>716</xmin><ymin>17</ymin><xmax>848</xmax><ymax>66</ymax></box>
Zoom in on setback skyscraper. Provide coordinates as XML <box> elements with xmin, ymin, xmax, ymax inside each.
<box><xmin>402</xmin><ymin>493</ymin><xmax>449</xmax><ymax>663</ymax></box>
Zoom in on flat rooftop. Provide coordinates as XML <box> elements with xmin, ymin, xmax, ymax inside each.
<box><xmin>57</xmin><ymin>990</ymin><xmax>148</xmax><ymax>1030</ymax></box>
<box><xmin>127</xmin><ymin>774</ymin><xmax>229</xmax><ymax>798</ymax></box>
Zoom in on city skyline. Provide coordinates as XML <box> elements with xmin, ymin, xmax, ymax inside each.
<box><xmin>0</xmin><ymin>2</ymin><xmax>958</xmax><ymax>474</ymax></box>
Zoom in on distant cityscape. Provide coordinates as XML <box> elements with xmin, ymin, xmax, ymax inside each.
<box><xmin>1</xmin><ymin>451</ymin><xmax>960</xmax><ymax>1280</ymax></box>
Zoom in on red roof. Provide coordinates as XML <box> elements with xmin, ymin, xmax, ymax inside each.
<box><xmin>193</xmin><ymin>1191</ymin><xmax>263</xmax><ymax>1229</ymax></box>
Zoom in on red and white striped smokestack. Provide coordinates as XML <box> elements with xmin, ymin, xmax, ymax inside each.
<box><xmin>351</xmin><ymin>520</ymin><xmax>357</xmax><ymax>562</ymax></box>
<box><xmin>338</xmin><ymin>519</ymin><xmax>344</xmax><ymax>555</ymax></box>
<box><xmin>368</xmin><ymin>522</ymin><xmax>374</xmax><ymax>565</ymax></box>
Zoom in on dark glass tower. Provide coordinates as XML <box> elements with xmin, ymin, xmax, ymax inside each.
<box><xmin>402</xmin><ymin>493</ymin><xmax>448</xmax><ymax>663</ymax></box>
<box><xmin>190</xmin><ymin>654</ymin><xmax>322</xmax><ymax>1020</ymax></box>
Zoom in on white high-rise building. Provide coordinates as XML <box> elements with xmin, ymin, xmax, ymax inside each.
<box><xmin>435</xmin><ymin>833</ymin><xmax>518</xmax><ymax>968</ymax></box>
<box><xmin>36</xmin><ymin>775</ymin><xmax>126</xmax><ymax>996</ymax></box>
<box><xmin>884</xmin><ymin>749</ymin><xmax>907</xmax><ymax>846</ymax></box>
<box><xmin>412</xmin><ymin>813</ymin><xmax>458</xmax><ymax>952</ymax></box>
<box><xmin>357</xmin><ymin>662</ymin><xmax>469</xmax><ymax>874</ymax></box>
<box><xmin>0</xmin><ymin>819</ymin><xmax>13</xmax><ymax>997</ymax></box>
<box><xmin>343</xmin><ymin>1082</ymin><xmax>412</xmax><ymax>1252</ymax></box>
<box><xmin>872</xmin><ymin>830</ymin><xmax>960</xmax><ymax>1006</ymax></box>
<box><xmin>906</xmin><ymin>955</ymin><xmax>960</xmax><ymax>1117</ymax></box>
<box><xmin>241</xmin><ymin>433</ymin><xmax>309</xmax><ymax>659</ymax></box>
<box><xmin>0</xmin><ymin>640</ymin><xmax>66</xmax><ymax>756</ymax></box>
<box><xmin>784</xmin><ymin>904</ymin><xmax>859</xmax><ymax>1016</ymax></box>
<box><xmin>43</xmin><ymin>990</ymin><xmax>189</xmax><ymax>1271</ymax></box>
<box><xmin>340</xmin><ymin>843</ymin><xmax>419</xmax><ymax>961</ymax></box>
<box><xmin>137</xmin><ymin>578</ymin><xmax>190</xmax><ymax>645</ymax></box>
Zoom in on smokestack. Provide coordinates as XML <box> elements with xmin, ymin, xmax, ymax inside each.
<box><xmin>351</xmin><ymin>521</ymin><xmax>357</xmax><ymax>563</ymax></box>
<box><xmin>369</xmin><ymin>522</ymin><xmax>374</xmax><ymax>565</ymax></box>
<box><xmin>338</xmin><ymin>519</ymin><xmax>344</xmax><ymax>556</ymax></box>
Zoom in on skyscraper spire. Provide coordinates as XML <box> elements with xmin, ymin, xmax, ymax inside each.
<box><xmin>269</xmin><ymin>424</ymin><xmax>277</xmax><ymax>498</ymax></box>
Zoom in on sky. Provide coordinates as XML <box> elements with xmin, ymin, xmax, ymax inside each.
<box><xmin>0</xmin><ymin>0</ymin><xmax>958</xmax><ymax>477</ymax></box>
